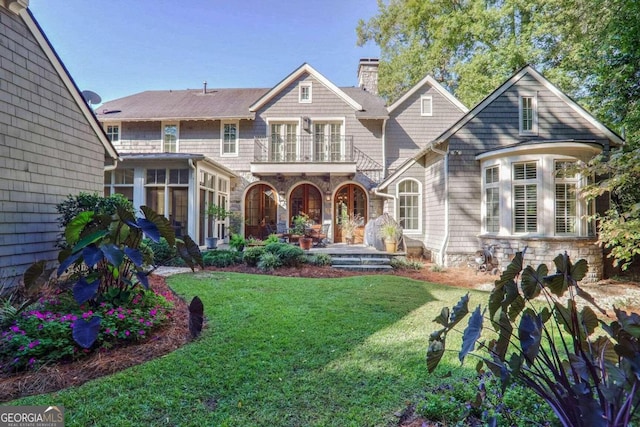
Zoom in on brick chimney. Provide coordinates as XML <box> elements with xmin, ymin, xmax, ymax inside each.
<box><xmin>357</xmin><ymin>58</ymin><xmax>379</xmax><ymax>95</ymax></box>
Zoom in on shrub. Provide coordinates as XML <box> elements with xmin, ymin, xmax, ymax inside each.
<box><xmin>56</xmin><ymin>204</ymin><xmax>202</xmax><ymax>348</ymax></box>
<box><xmin>390</xmin><ymin>256</ymin><xmax>424</xmax><ymax>270</ymax></box>
<box><xmin>0</xmin><ymin>288</ymin><xmax>173</xmax><ymax>372</ymax></box>
<box><xmin>229</xmin><ymin>234</ymin><xmax>246</xmax><ymax>251</ymax></box>
<box><xmin>416</xmin><ymin>373</ymin><xmax>555</xmax><ymax>426</ymax></box>
<box><xmin>307</xmin><ymin>253</ymin><xmax>332</xmax><ymax>267</ymax></box>
<box><xmin>257</xmin><ymin>252</ymin><xmax>282</xmax><ymax>272</ymax></box>
<box><xmin>427</xmin><ymin>249</ymin><xmax>640</xmax><ymax>427</ymax></box>
<box><xmin>243</xmin><ymin>246</ymin><xmax>266</xmax><ymax>267</ymax></box>
<box><xmin>265</xmin><ymin>243</ymin><xmax>305</xmax><ymax>267</ymax></box>
<box><xmin>202</xmin><ymin>250</ymin><xmax>242</xmax><ymax>268</ymax></box>
<box><xmin>145</xmin><ymin>237</ymin><xmax>179</xmax><ymax>266</ymax></box>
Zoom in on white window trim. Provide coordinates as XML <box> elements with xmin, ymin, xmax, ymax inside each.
<box><xmin>396</xmin><ymin>178</ymin><xmax>422</xmax><ymax>234</ymax></box>
<box><xmin>512</xmin><ymin>160</ymin><xmax>539</xmax><ymax>234</ymax></box>
<box><xmin>420</xmin><ymin>95</ymin><xmax>433</xmax><ymax>116</ymax></box>
<box><xmin>220</xmin><ymin>120</ymin><xmax>239</xmax><ymax>157</ymax></box>
<box><xmin>299</xmin><ymin>82</ymin><xmax>312</xmax><ymax>103</ymax></box>
<box><xmin>162</xmin><ymin>122</ymin><xmax>179</xmax><ymax>152</ymax></box>
<box><xmin>105</xmin><ymin>122</ymin><xmax>121</xmax><ymax>143</ymax></box>
<box><xmin>482</xmin><ymin>165</ymin><xmax>500</xmax><ymax>234</ymax></box>
<box><xmin>519</xmin><ymin>94</ymin><xmax>538</xmax><ymax>136</ymax></box>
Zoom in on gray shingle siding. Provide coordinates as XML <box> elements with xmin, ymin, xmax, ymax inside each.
<box><xmin>386</xmin><ymin>85</ymin><xmax>465</xmax><ymax>173</ymax></box>
<box><xmin>1</xmin><ymin>7</ymin><xmax>106</xmax><ymax>285</ymax></box>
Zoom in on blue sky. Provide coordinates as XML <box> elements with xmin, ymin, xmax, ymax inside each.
<box><xmin>29</xmin><ymin>0</ymin><xmax>381</xmax><ymax>104</ymax></box>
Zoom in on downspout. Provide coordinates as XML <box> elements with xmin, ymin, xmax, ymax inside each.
<box><xmin>429</xmin><ymin>145</ymin><xmax>449</xmax><ymax>266</ymax></box>
<box><xmin>381</xmin><ymin>118</ymin><xmax>388</xmax><ymax>178</ymax></box>
<box><xmin>103</xmin><ymin>159</ymin><xmax>118</xmax><ymax>172</ymax></box>
<box><xmin>188</xmin><ymin>159</ymin><xmax>197</xmax><ymax>240</ymax></box>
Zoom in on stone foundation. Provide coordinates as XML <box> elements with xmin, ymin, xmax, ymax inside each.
<box><xmin>445</xmin><ymin>237</ymin><xmax>603</xmax><ymax>283</ymax></box>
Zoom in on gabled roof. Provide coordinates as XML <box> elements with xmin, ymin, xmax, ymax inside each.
<box><xmin>342</xmin><ymin>87</ymin><xmax>389</xmax><ymax>119</ymax></box>
<box><xmin>97</xmin><ymin>88</ymin><xmax>268</xmax><ymax>121</ymax></box>
<box><xmin>377</xmin><ymin>65</ymin><xmax>625</xmax><ymax>190</ymax></box>
<box><xmin>387</xmin><ymin>75</ymin><xmax>468</xmax><ymax>114</ymax></box>
<box><xmin>249</xmin><ymin>63</ymin><xmax>364</xmax><ymax>112</ymax></box>
<box><xmin>18</xmin><ymin>7</ymin><xmax>118</xmax><ymax>159</ymax></box>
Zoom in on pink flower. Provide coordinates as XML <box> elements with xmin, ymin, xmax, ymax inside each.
<box><xmin>118</xmin><ymin>314</ymin><xmax>125</xmax><ymax>320</ymax></box>
<box><xmin>28</xmin><ymin>340</ymin><xmax>40</xmax><ymax>349</ymax></box>
<box><xmin>125</xmin><ymin>330</ymin><xmax>130</xmax><ymax>336</ymax></box>
<box><xmin>139</xmin><ymin>330</ymin><xmax>145</xmax><ymax>335</ymax></box>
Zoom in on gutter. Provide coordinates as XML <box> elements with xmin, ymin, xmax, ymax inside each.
<box><xmin>104</xmin><ymin>159</ymin><xmax>118</xmax><ymax>172</ymax></box>
<box><xmin>381</xmin><ymin>118</ymin><xmax>388</xmax><ymax>177</ymax></box>
<box><xmin>429</xmin><ymin>145</ymin><xmax>449</xmax><ymax>265</ymax></box>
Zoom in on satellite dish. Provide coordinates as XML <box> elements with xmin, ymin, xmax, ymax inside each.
<box><xmin>82</xmin><ymin>90</ymin><xmax>102</xmax><ymax>105</ymax></box>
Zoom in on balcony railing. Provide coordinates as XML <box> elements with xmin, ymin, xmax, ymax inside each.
<box><xmin>253</xmin><ymin>135</ymin><xmax>354</xmax><ymax>163</ymax></box>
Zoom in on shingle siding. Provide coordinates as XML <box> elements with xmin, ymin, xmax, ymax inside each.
<box><xmin>1</xmin><ymin>7</ymin><xmax>106</xmax><ymax>286</ymax></box>
<box><xmin>386</xmin><ymin>85</ymin><xmax>464</xmax><ymax>173</ymax></box>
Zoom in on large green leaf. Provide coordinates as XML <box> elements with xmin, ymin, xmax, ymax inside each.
<box><xmin>176</xmin><ymin>240</ymin><xmax>195</xmax><ymax>270</ymax></box>
<box><xmin>491</xmin><ymin>310</ymin><xmax>513</xmax><ymax>362</ymax></box>
<box><xmin>614</xmin><ymin>308</ymin><xmax>640</xmax><ymax>338</ymax></box>
<box><xmin>100</xmin><ymin>243</ymin><xmax>124</xmax><ymax>268</ymax></box>
<box><xmin>459</xmin><ymin>305</ymin><xmax>484</xmax><ymax>363</ymax></box>
<box><xmin>182</xmin><ymin>235</ymin><xmax>203</xmax><ymax>269</ymax></box>
<box><xmin>488</xmin><ymin>285</ymin><xmax>506</xmax><ymax>321</ymax></box>
<box><xmin>141</xmin><ymin>205</ymin><xmax>175</xmax><ymax>246</ymax></box>
<box><xmin>501</xmin><ymin>250</ymin><xmax>525</xmax><ymax>283</ymax></box>
<box><xmin>22</xmin><ymin>261</ymin><xmax>48</xmax><ymax>297</ymax></box>
<box><xmin>580</xmin><ymin>306</ymin><xmax>599</xmax><ymax>336</ymax></box>
<box><xmin>571</xmin><ymin>259</ymin><xmax>589</xmax><ymax>282</ymax></box>
<box><xmin>71</xmin><ymin>229</ymin><xmax>109</xmax><ymax>254</ymax></box>
<box><xmin>519</xmin><ymin>312</ymin><xmax>542</xmax><ymax>366</ymax></box>
<box><xmin>507</xmin><ymin>295</ymin><xmax>525</xmax><ymax>322</ymax></box>
<box><xmin>427</xmin><ymin>336</ymin><xmax>446</xmax><ymax>373</ymax></box>
<box><xmin>521</xmin><ymin>264</ymin><xmax>547</xmax><ymax>300</ymax></box>
<box><xmin>449</xmin><ymin>293</ymin><xmax>469</xmax><ymax>328</ymax></box>
<box><xmin>72</xmin><ymin>316</ymin><xmax>101</xmax><ymax>349</ymax></box>
<box><xmin>65</xmin><ymin>211</ymin><xmax>94</xmax><ymax>245</ymax></box>
<box><xmin>433</xmin><ymin>307</ymin><xmax>450</xmax><ymax>327</ymax></box>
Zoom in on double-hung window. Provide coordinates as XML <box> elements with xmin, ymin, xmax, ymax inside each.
<box><xmin>484</xmin><ymin>166</ymin><xmax>500</xmax><ymax>233</ymax></box>
<box><xmin>221</xmin><ymin>121</ymin><xmax>238</xmax><ymax>156</ymax></box>
<box><xmin>104</xmin><ymin>169</ymin><xmax>133</xmax><ymax>201</ymax></box>
<box><xmin>398</xmin><ymin>179</ymin><xmax>420</xmax><ymax>231</ymax></box>
<box><xmin>163</xmin><ymin>123</ymin><xmax>178</xmax><ymax>152</ymax></box>
<box><xmin>513</xmin><ymin>162</ymin><xmax>538</xmax><ymax>233</ymax></box>
<box><xmin>554</xmin><ymin>160</ymin><xmax>578</xmax><ymax>235</ymax></box>
<box><xmin>519</xmin><ymin>95</ymin><xmax>538</xmax><ymax>135</ymax></box>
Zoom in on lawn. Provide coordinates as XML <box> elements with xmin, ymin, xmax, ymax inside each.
<box><xmin>7</xmin><ymin>272</ymin><xmax>482</xmax><ymax>426</ymax></box>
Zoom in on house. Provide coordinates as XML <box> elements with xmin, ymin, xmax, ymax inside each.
<box><xmin>377</xmin><ymin>65</ymin><xmax>624</xmax><ymax>281</ymax></box>
<box><xmin>96</xmin><ymin>59</ymin><xmax>466</xmax><ymax>247</ymax></box>
<box><xmin>0</xmin><ymin>1</ymin><xmax>119</xmax><ymax>287</ymax></box>
<box><xmin>96</xmin><ymin>58</ymin><xmax>622</xmax><ymax>281</ymax></box>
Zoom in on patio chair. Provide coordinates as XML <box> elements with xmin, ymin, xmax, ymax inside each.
<box><xmin>309</xmin><ymin>223</ymin><xmax>329</xmax><ymax>247</ymax></box>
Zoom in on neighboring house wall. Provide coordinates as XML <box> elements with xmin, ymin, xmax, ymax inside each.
<box><xmin>1</xmin><ymin>6</ymin><xmax>113</xmax><ymax>286</ymax></box>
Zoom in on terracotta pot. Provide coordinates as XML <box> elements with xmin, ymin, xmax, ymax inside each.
<box><xmin>384</xmin><ymin>239</ymin><xmax>397</xmax><ymax>253</ymax></box>
<box><xmin>299</xmin><ymin>237</ymin><xmax>313</xmax><ymax>250</ymax></box>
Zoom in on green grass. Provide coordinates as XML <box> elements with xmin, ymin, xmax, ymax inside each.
<box><xmin>7</xmin><ymin>272</ymin><xmax>483</xmax><ymax>426</ymax></box>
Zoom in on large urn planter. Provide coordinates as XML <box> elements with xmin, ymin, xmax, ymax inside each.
<box><xmin>205</xmin><ymin>237</ymin><xmax>218</xmax><ymax>249</ymax></box>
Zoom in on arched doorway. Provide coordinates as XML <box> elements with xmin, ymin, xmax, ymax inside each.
<box><xmin>334</xmin><ymin>183</ymin><xmax>367</xmax><ymax>243</ymax></box>
<box><xmin>289</xmin><ymin>183</ymin><xmax>322</xmax><ymax>225</ymax></box>
<box><xmin>245</xmin><ymin>183</ymin><xmax>278</xmax><ymax>239</ymax></box>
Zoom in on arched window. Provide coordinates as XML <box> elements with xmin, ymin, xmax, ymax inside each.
<box><xmin>397</xmin><ymin>179</ymin><xmax>421</xmax><ymax>232</ymax></box>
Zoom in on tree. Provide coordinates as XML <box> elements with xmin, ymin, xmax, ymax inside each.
<box><xmin>357</xmin><ymin>0</ymin><xmax>589</xmax><ymax>106</ymax></box>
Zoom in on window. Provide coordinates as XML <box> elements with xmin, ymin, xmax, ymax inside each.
<box><xmin>420</xmin><ymin>95</ymin><xmax>433</xmax><ymax>116</ymax></box>
<box><xmin>513</xmin><ymin>162</ymin><xmax>537</xmax><ymax>233</ymax></box>
<box><xmin>299</xmin><ymin>83</ymin><xmax>312</xmax><ymax>103</ymax></box>
<box><xmin>221</xmin><ymin>121</ymin><xmax>238</xmax><ymax>156</ymax></box>
<box><xmin>270</xmin><ymin>123</ymin><xmax>298</xmax><ymax>161</ymax></box>
<box><xmin>106</xmin><ymin>124</ymin><xmax>120</xmax><ymax>143</ymax></box>
<box><xmin>313</xmin><ymin>122</ymin><xmax>343</xmax><ymax>161</ymax></box>
<box><xmin>555</xmin><ymin>161</ymin><xmax>578</xmax><ymax>234</ymax></box>
<box><xmin>398</xmin><ymin>179</ymin><xmax>420</xmax><ymax>231</ymax></box>
<box><xmin>163</xmin><ymin>123</ymin><xmax>178</xmax><ymax>152</ymax></box>
<box><xmin>104</xmin><ymin>169</ymin><xmax>133</xmax><ymax>201</ymax></box>
<box><xmin>484</xmin><ymin>166</ymin><xmax>500</xmax><ymax>233</ymax></box>
<box><xmin>145</xmin><ymin>168</ymin><xmax>189</xmax><ymax>237</ymax></box>
<box><xmin>519</xmin><ymin>95</ymin><xmax>537</xmax><ymax>135</ymax></box>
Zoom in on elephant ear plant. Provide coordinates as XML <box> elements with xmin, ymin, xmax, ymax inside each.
<box><xmin>427</xmin><ymin>249</ymin><xmax>640</xmax><ymax>427</ymax></box>
<box><xmin>57</xmin><ymin>205</ymin><xmax>203</xmax><ymax>349</ymax></box>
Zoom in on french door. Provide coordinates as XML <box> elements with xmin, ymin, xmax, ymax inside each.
<box><xmin>270</xmin><ymin>123</ymin><xmax>297</xmax><ymax>162</ymax></box>
<box><xmin>245</xmin><ymin>184</ymin><xmax>278</xmax><ymax>239</ymax></box>
<box><xmin>313</xmin><ymin>122</ymin><xmax>342</xmax><ymax>162</ymax></box>
<box><xmin>334</xmin><ymin>184</ymin><xmax>367</xmax><ymax>242</ymax></box>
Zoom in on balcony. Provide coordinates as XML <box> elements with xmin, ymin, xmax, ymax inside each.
<box><xmin>251</xmin><ymin>135</ymin><xmax>357</xmax><ymax>177</ymax></box>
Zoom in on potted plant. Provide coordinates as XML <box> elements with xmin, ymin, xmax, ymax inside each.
<box><xmin>292</xmin><ymin>212</ymin><xmax>313</xmax><ymax>250</ymax></box>
<box><xmin>227</xmin><ymin>211</ymin><xmax>243</xmax><ymax>243</ymax></box>
<box><xmin>339</xmin><ymin>210</ymin><xmax>361</xmax><ymax>244</ymax></box>
<box><xmin>380</xmin><ymin>221</ymin><xmax>401</xmax><ymax>253</ymax></box>
<box><xmin>205</xmin><ymin>204</ymin><xmax>230</xmax><ymax>249</ymax></box>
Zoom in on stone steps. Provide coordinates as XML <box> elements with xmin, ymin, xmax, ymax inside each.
<box><xmin>330</xmin><ymin>255</ymin><xmax>394</xmax><ymax>272</ymax></box>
